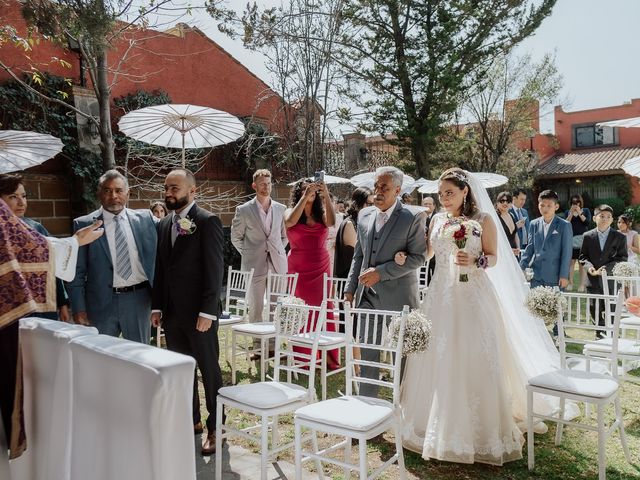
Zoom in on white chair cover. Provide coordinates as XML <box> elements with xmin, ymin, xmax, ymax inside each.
<box><xmin>68</xmin><ymin>334</ymin><xmax>196</xmax><ymax>480</ymax></box>
<box><xmin>11</xmin><ymin>318</ymin><xmax>98</xmax><ymax>480</ymax></box>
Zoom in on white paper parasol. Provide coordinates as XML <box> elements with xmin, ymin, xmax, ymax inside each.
<box><xmin>621</xmin><ymin>155</ymin><xmax>640</xmax><ymax>177</ymax></box>
<box><xmin>350</xmin><ymin>171</ymin><xmax>415</xmax><ymax>191</ymax></box>
<box><xmin>597</xmin><ymin>117</ymin><xmax>640</xmax><ymax>129</ymax></box>
<box><xmin>117</xmin><ymin>104</ymin><xmax>245</xmax><ymax>167</ymax></box>
<box><xmin>417</xmin><ymin>172</ymin><xmax>508</xmax><ymax>193</ymax></box>
<box><xmin>0</xmin><ymin>130</ymin><xmax>64</xmax><ymax>173</ymax></box>
<box><xmin>287</xmin><ymin>174</ymin><xmax>352</xmax><ymax>186</ymax></box>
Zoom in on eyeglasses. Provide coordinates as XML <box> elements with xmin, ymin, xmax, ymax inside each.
<box><xmin>498</xmin><ymin>198</ymin><xmax>510</xmax><ymax>203</ymax></box>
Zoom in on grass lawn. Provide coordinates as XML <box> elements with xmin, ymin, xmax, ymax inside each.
<box><xmin>196</xmin><ymin>325</ymin><xmax>640</xmax><ymax>480</ymax></box>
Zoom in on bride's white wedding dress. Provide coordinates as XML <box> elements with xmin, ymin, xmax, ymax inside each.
<box><xmin>401</xmin><ymin>212</ymin><xmax>525</xmax><ymax>465</ymax></box>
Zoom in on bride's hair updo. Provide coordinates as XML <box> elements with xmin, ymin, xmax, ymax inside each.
<box><xmin>439</xmin><ymin>167</ymin><xmax>478</xmax><ymax>218</ymax></box>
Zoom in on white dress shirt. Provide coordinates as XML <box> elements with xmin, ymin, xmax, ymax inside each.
<box><xmin>376</xmin><ymin>201</ymin><xmax>397</xmax><ymax>232</ymax></box>
<box><xmin>542</xmin><ymin>218</ymin><xmax>552</xmax><ymax>239</ymax></box>
<box><xmin>101</xmin><ymin>208</ymin><xmax>148</xmax><ymax>287</ymax></box>
<box><xmin>257</xmin><ymin>198</ymin><xmax>273</xmax><ymax>236</ymax></box>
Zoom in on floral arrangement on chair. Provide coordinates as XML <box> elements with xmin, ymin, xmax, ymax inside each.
<box><xmin>388</xmin><ymin>309</ymin><xmax>432</xmax><ymax>356</ymax></box>
<box><xmin>612</xmin><ymin>261</ymin><xmax>639</xmax><ymax>278</ymax></box>
<box><xmin>440</xmin><ymin>216</ymin><xmax>482</xmax><ymax>282</ymax></box>
<box><xmin>275</xmin><ymin>296</ymin><xmax>307</xmax><ymax>333</ymax></box>
<box><xmin>525</xmin><ymin>286</ymin><xmax>567</xmax><ymax>326</ymax></box>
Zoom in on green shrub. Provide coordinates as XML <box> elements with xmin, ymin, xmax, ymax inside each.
<box><xmin>593</xmin><ymin>197</ymin><xmax>626</xmax><ymax>217</ymax></box>
<box><xmin>624</xmin><ymin>204</ymin><xmax>640</xmax><ymax>225</ymax></box>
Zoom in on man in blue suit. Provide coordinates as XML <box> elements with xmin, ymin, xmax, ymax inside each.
<box><xmin>520</xmin><ymin>190</ymin><xmax>572</xmax><ymax>289</ymax></box>
<box><xmin>67</xmin><ymin>170</ymin><xmax>157</xmax><ymax>343</ymax></box>
<box><xmin>510</xmin><ymin>188</ymin><xmax>530</xmax><ymax>250</ymax></box>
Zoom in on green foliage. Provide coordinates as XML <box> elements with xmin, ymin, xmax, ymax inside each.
<box><xmin>70</xmin><ymin>149</ymin><xmax>103</xmax><ymax>208</ymax></box>
<box><xmin>624</xmin><ymin>204</ymin><xmax>640</xmax><ymax>225</ymax></box>
<box><xmin>113</xmin><ymin>89</ymin><xmax>171</xmax><ymax>114</ymax></box>
<box><xmin>332</xmin><ymin>0</ymin><xmax>557</xmax><ymax>176</ymax></box>
<box><xmin>593</xmin><ymin>197</ymin><xmax>626</xmax><ymax>217</ymax></box>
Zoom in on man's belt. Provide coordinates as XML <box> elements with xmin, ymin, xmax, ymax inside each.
<box><xmin>113</xmin><ymin>281</ymin><xmax>150</xmax><ymax>294</ymax></box>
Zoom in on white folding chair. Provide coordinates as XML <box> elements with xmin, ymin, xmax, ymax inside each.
<box><xmin>231</xmin><ymin>272</ymin><xmax>298</xmax><ymax>383</ymax></box>
<box><xmin>417</xmin><ymin>262</ymin><xmax>429</xmax><ymax>302</ymax></box>
<box><xmin>527</xmin><ymin>291</ymin><xmax>631</xmax><ymax>480</ymax></box>
<box><xmin>219</xmin><ymin>267</ymin><xmax>254</xmax><ymax>363</ymax></box>
<box><xmin>588</xmin><ymin>273</ymin><xmax>640</xmax><ymax>383</ymax></box>
<box><xmin>602</xmin><ymin>272</ymin><xmax>640</xmax><ymax>341</ymax></box>
<box><xmin>294</xmin><ymin>304</ymin><xmax>409</xmax><ymax>480</ymax></box>
<box><xmin>215</xmin><ymin>301</ymin><xmax>326</xmax><ymax>480</ymax></box>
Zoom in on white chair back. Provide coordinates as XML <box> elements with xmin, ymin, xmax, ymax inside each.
<box><xmin>600</xmin><ymin>272</ymin><xmax>640</xmax><ymax>298</ymax></box>
<box><xmin>265</xmin><ymin>272</ymin><xmax>299</xmax><ymax>321</ymax></box>
<box><xmin>344</xmin><ymin>303</ymin><xmax>409</xmax><ymax>405</ymax></box>
<box><xmin>273</xmin><ymin>301</ymin><xmax>327</xmax><ymax>400</ymax></box>
<box><xmin>558</xmin><ymin>291</ymin><xmax>623</xmax><ymax>376</ymax></box>
<box><xmin>224</xmin><ymin>267</ymin><xmax>254</xmax><ymax>318</ymax></box>
<box><xmin>323</xmin><ymin>274</ymin><xmax>349</xmax><ymax>332</ymax></box>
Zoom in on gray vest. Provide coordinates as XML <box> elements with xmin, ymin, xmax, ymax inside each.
<box><xmin>368</xmin><ymin>220</ymin><xmax>390</xmax><ymax>267</ymax></box>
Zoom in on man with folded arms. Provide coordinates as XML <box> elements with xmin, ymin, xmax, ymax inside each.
<box><xmin>68</xmin><ymin>169</ymin><xmax>157</xmax><ymax>343</ymax></box>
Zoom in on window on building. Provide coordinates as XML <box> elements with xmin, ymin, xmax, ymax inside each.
<box><xmin>573</xmin><ymin>124</ymin><xmax>617</xmax><ymax>148</ymax></box>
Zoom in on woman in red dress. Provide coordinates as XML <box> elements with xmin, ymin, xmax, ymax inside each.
<box><xmin>284</xmin><ymin>178</ymin><xmax>340</xmax><ymax>369</ymax></box>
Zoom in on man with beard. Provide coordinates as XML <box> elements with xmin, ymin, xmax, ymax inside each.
<box><xmin>150</xmin><ymin>168</ymin><xmax>224</xmax><ymax>455</ymax></box>
<box><xmin>68</xmin><ymin>169</ymin><xmax>157</xmax><ymax>343</ymax></box>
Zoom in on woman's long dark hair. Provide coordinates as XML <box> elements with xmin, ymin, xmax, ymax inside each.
<box><xmin>346</xmin><ymin>187</ymin><xmax>372</xmax><ymax>227</ymax></box>
<box><xmin>289</xmin><ymin>178</ymin><xmax>325</xmax><ymax>225</ymax></box>
<box><xmin>439</xmin><ymin>167</ymin><xmax>478</xmax><ymax>218</ymax></box>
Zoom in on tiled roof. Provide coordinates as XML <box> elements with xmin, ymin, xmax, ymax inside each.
<box><xmin>537</xmin><ymin>147</ymin><xmax>640</xmax><ymax>177</ymax></box>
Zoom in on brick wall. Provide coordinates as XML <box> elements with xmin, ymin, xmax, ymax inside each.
<box><xmin>22</xmin><ymin>173</ymin><xmax>73</xmax><ymax>236</ymax></box>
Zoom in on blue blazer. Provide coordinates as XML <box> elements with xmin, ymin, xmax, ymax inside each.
<box><xmin>67</xmin><ymin>208</ymin><xmax>157</xmax><ymax>319</ymax></box>
<box><xmin>520</xmin><ymin>215</ymin><xmax>572</xmax><ymax>286</ymax></box>
<box><xmin>509</xmin><ymin>206</ymin><xmax>531</xmax><ymax>247</ymax></box>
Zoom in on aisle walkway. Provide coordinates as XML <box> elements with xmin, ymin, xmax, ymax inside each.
<box><xmin>195</xmin><ymin>440</ymin><xmax>320</xmax><ymax>480</ymax></box>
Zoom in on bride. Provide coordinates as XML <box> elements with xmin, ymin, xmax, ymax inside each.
<box><xmin>401</xmin><ymin>168</ymin><xmax>568</xmax><ymax>465</ymax></box>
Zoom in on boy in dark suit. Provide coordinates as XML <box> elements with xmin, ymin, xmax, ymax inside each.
<box><xmin>579</xmin><ymin>204</ymin><xmax>627</xmax><ymax>338</ymax></box>
<box><xmin>520</xmin><ymin>190</ymin><xmax>572</xmax><ymax>289</ymax></box>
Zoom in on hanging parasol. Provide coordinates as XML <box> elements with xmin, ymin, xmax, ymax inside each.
<box><xmin>350</xmin><ymin>171</ymin><xmax>415</xmax><ymax>191</ymax></box>
<box><xmin>0</xmin><ymin>130</ymin><xmax>64</xmax><ymax>173</ymax></box>
<box><xmin>417</xmin><ymin>172</ymin><xmax>508</xmax><ymax>193</ymax></box>
<box><xmin>287</xmin><ymin>174</ymin><xmax>352</xmax><ymax>186</ymax></box>
<box><xmin>117</xmin><ymin>104</ymin><xmax>245</xmax><ymax>167</ymax></box>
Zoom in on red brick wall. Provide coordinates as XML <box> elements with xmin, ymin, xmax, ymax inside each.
<box><xmin>22</xmin><ymin>174</ymin><xmax>73</xmax><ymax>236</ymax></box>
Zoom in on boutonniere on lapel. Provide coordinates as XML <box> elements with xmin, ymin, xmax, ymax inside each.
<box><xmin>175</xmin><ymin>217</ymin><xmax>197</xmax><ymax>236</ymax></box>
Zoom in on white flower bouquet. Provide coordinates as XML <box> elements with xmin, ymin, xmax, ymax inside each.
<box><xmin>275</xmin><ymin>296</ymin><xmax>307</xmax><ymax>333</ymax></box>
<box><xmin>525</xmin><ymin>286</ymin><xmax>567</xmax><ymax>326</ymax></box>
<box><xmin>388</xmin><ymin>309</ymin><xmax>432</xmax><ymax>356</ymax></box>
<box><xmin>440</xmin><ymin>216</ymin><xmax>482</xmax><ymax>282</ymax></box>
<box><xmin>612</xmin><ymin>261</ymin><xmax>639</xmax><ymax>278</ymax></box>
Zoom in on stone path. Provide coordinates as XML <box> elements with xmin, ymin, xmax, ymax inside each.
<box><xmin>196</xmin><ymin>441</ymin><xmax>321</xmax><ymax>480</ymax></box>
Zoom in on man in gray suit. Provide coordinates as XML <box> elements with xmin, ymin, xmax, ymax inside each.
<box><xmin>344</xmin><ymin>166</ymin><xmax>426</xmax><ymax>397</ymax></box>
<box><xmin>67</xmin><ymin>170</ymin><xmax>157</xmax><ymax>343</ymax></box>
<box><xmin>231</xmin><ymin>169</ymin><xmax>288</xmax><ymax>354</ymax></box>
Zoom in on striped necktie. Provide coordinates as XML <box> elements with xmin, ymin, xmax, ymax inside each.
<box><xmin>114</xmin><ymin>215</ymin><xmax>132</xmax><ymax>280</ymax></box>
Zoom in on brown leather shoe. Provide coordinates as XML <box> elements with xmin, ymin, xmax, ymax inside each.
<box><xmin>194</xmin><ymin>421</ymin><xmax>204</xmax><ymax>435</ymax></box>
<box><xmin>201</xmin><ymin>432</ymin><xmax>216</xmax><ymax>455</ymax></box>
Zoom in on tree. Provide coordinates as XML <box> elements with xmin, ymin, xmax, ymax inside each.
<box><xmin>332</xmin><ymin>0</ymin><xmax>557</xmax><ymax>177</ymax></box>
<box><xmin>0</xmin><ymin>0</ymin><xmax>210</xmax><ymax>171</ymax></box>
<box><xmin>463</xmin><ymin>52</ymin><xmax>562</xmax><ymax>173</ymax></box>
<box><xmin>209</xmin><ymin>0</ymin><xmax>345</xmax><ymax>177</ymax></box>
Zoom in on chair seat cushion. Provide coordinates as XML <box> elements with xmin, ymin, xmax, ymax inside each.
<box><xmin>528</xmin><ymin>369</ymin><xmax>619</xmax><ymax>398</ymax></box>
<box><xmin>583</xmin><ymin>338</ymin><xmax>640</xmax><ymax>356</ymax></box>
<box><xmin>219</xmin><ymin>315</ymin><xmax>244</xmax><ymax>327</ymax></box>
<box><xmin>219</xmin><ymin>382</ymin><xmax>307</xmax><ymax>409</ymax></box>
<box><xmin>621</xmin><ymin>315</ymin><xmax>640</xmax><ymax>327</ymax></box>
<box><xmin>295</xmin><ymin>395</ymin><xmax>394</xmax><ymax>431</ymax></box>
<box><xmin>292</xmin><ymin>331</ymin><xmax>346</xmax><ymax>347</ymax></box>
<box><xmin>232</xmin><ymin>322</ymin><xmax>276</xmax><ymax>336</ymax></box>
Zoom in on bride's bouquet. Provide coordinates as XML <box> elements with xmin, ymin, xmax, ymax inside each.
<box><xmin>388</xmin><ymin>309</ymin><xmax>432</xmax><ymax>356</ymax></box>
<box><xmin>440</xmin><ymin>216</ymin><xmax>482</xmax><ymax>282</ymax></box>
<box><xmin>275</xmin><ymin>296</ymin><xmax>307</xmax><ymax>333</ymax></box>
<box><xmin>525</xmin><ymin>286</ymin><xmax>567</xmax><ymax>326</ymax></box>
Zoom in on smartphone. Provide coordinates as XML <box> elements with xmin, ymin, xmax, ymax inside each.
<box><xmin>314</xmin><ymin>170</ymin><xmax>325</xmax><ymax>182</ymax></box>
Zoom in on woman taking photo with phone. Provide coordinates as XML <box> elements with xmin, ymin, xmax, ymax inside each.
<box><xmin>284</xmin><ymin>177</ymin><xmax>340</xmax><ymax>369</ymax></box>
<box><xmin>565</xmin><ymin>194</ymin><xmax>591</xmax><ymax>291</ymax></box>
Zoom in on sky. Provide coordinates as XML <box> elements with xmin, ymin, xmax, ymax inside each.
<box><xmin>177</xmin><ymin>0</ymin><xmax>640</xmax><ymax>135</ymax></box>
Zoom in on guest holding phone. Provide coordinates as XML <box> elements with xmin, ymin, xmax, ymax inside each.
<box><xmin>565</xmin><ymin>194</ymin><xmax>591</xmax><ymax>291</ymax></box>
<box><xmin>284</xmin><ymin>176</ymin><xmax>340</xmax><ymax>369</ymax></box>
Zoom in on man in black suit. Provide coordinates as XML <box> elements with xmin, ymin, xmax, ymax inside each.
<box><xmin>150</xmin><ymin>169</ymin><xmax>224</xmax><ymax>455</ymax></box>
<box><xmin>579</xmin><ymin>204</ymin><xmax>627</xmax><ymax>338</ymax></box>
